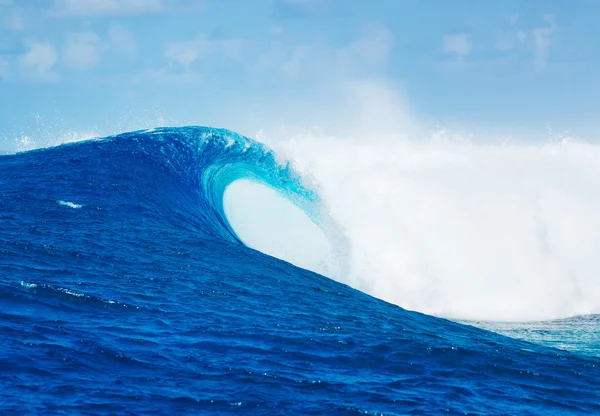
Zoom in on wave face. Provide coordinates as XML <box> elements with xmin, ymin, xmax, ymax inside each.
<box><xmin>1</xmin><ymin>126</ymin><xmax>599</xmax><ymax>414</ymax></box>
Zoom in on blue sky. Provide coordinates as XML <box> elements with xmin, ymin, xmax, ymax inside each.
<box><xmin>0</xmin><ymin>0</ymin><xmax>599</xmax><ymax>148</ymax></box>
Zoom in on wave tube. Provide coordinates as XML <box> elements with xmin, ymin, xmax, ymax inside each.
<box><xmin>169</xmin><ymin>127</ymin><xmax>349</xmax><ymax>278</ymax></box>
<box><xmin>223</xmin><ymin>179</ymin><xmax>333</xmax><ymax>275</ymax></box>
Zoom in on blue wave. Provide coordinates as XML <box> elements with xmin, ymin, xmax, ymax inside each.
<box><xmin>1</xmin><ymin>126</ymin><xmax>599</xmax><ymax>415</ymax></box>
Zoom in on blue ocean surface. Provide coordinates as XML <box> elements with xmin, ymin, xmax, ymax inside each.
<box><xmin>1</xmin><ymin>126</ymin><xmax>599</xmax><ymax>415</ymax></box>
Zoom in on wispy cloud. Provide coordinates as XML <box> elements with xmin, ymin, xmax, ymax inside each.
<box><xmin>338</xmin><ymin>26</ymin><xmax>394</xmax><ymax>69</ymax></box>
<box><xmin>165</xmin><ymin>36</ymin><xmax>210</xmax><ymax>67</ymax></box>
<box><xmin>443</xmin><ymin>34</ymin><xmax>472</xmax><ymax>58</ymax></box>
<box><xmin>112</xmin><ymin>68</ymin><xmax>205</xmax><ymax>85</ymax></box>
<box><xmin>281</xmin><ymin>44</ymin><xmax>311</xmax><ymax>79</ymax></box>
<box><xmin>275</xmin><ymin>0</ymin><xmax>332</xmax><ymax>18</ymax></box>
<box><xmin>59</xmin><ymin>26</ymin><xmax>137</xmax><ymax>72</ymax></box>
<box><xmin>496</xmin><ymin>13</ymin><xmax>526</xmax><ymax>51</ymax></box>
<box><xmin>257</xmin><ymin>24</ymin><xmax>395</xmax><ymax>81</ymax></box>
<box><xmin>51</xmin><ymin>0</ymin><xmax>161</xmax><ymax>17</ymax></box>
<box><xmin>165</xmin><ymin>34</ymin><xmax>243</xmax><ymax>67</ymax></box>
<box><xmin>63</xmin><ymin>31</ymin><xmax>104</xmax><ymax>70</ymax></box>
<box><xmin>108</xmin><ymin>23</ymin><xmax>137</xmax><ymax>58</ymax></box>
<box><xmin>533</xmin><ymin>14</ymin><xmax>555</xmax><ymax>71</ymax></box>
<box><xmin>19</xmin><ymin>40</ymin><xmax>59</xmax><ymax>82</ymax></box>
<box><xmin>49</xmin><ymin>0</ymin><xmax>201</xmax><ymax>18</ymax></box>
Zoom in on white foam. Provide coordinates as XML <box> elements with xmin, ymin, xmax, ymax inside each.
<box><xmin>256</xmin><ymin>133</ymin><xmax>600</xmax><ymax>322</ymax></box>
<box><xmin>58</xmin><ymin>287</ymin><xmax>84</xmax><ymax>297</ymax></box>
<box><xmin>14</xmin><ymin>131</ymin><xmax>99</xmax><ymax>153</ymax></box>
<box><xmin>20</xmin><ymin>281</ymin><xmax>38</xmax><ymax>289</ymax></box>
<box><xmin>58</xmin><ymin>200</ymin><xmax>83</xmax><ymax>209</ymax></box>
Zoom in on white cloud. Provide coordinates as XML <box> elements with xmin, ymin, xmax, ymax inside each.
<box><xmin>19</xmin><ymin>40</ymin><xmax>59</xmax><ymax>81</ymax></box>
<box><xmin>443</xmin><ymin>34</ymin><xmax>472</xmax><ymax>58</ymax></box>
<box><xmin>50</xmin><ymin>0</ymin><xmax>164</xmax><ymax>17</ymax></box>
<box><xmin>63</xmin><ymin>31</ymin><xmax>104</xmax><ymax>70</ymax></box>
<box><xmin>165</xmin><ymin>36</ymin><xmax>210</xmax><ymax>66</ymax></box>
<box><xmin>165</xmin><ymin>34</ymin><xmax>243</xmax><ymax>67</ymax></box>
<box><xmin>108</xmin><ymin>23</ymin><xmax>137</xmax><ymax>58</ymax></box>
<box><xmin>533</xmin><ymin>14</ymin><xmax>555</xmax><ymax>71</ymax></box>
<box><xmin>257</xmin><ymin>25</ymin><xmax>395</xmax><ymax>81</ymax></box>
<box><xmin>338</xmin><ymin>26</ymin><xmax>394</xmax><ymax>69</ymax></box>
<box><xmin>61</xmin><ymin>26</ymin><xmax>137</xmax><ymax>71</ymax></box>
<box><xmin>495</xmin><ymin>13</ymin><xmax>526</xmax><ymax>51</ymax></box>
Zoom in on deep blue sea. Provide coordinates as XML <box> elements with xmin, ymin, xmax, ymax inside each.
<box><xmin>1</xmin><ymin>127</ymin><xmax>599</xmax><ymax>415</ymax></box>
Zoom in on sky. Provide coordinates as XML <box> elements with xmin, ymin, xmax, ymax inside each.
<box><xmin>1</xmin><ymin>0</ymin><xmax>600</xmax><ymax>149</ymax></box>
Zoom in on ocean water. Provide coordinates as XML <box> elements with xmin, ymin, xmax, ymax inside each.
<box><xmin>1</xmin><ymin>126</ymin><xmax>599</xmax><ymax>415</ymax></box>
<box><xmin>471</xmin><ymin>315</ymin><xmax>600</xmax><ymax>358</ymax></box>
